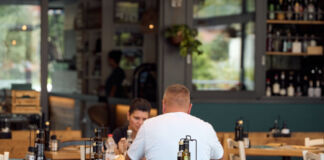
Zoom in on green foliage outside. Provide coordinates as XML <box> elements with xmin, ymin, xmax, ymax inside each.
<box><xmin>0</xmin><ymin>5</ymin><xmax>40</xmax><ymax>82</ymax></box>
<box><xmin>192</xmin><ymin>0</ymin><xmax>255</xmax><ymax>90</ymax></box>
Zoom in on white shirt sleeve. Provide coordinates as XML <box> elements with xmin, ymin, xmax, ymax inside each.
<box><xmin>207</xmin><ymin>124</ymin><xmax>224</xmax><ymax>159</ymax></box>
<box><xmin>127</xmin><ymin>123</ymin><xmax>146</xmax><ymax>160</ymax></box>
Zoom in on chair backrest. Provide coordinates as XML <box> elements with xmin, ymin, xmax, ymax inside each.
<box><xmin>305</xmin><ymin>137</ymin><xmax>324</xmax><ymax>147</ymax></box>
<box><xmin>227</xmin><ymin>138</ymin><xmax>246</xmax><ymax>160</ymax></box>
<box><xmin>303</xmin><ymin>151</ymin><xmax>324</xmax><ymax>160</ymax></box>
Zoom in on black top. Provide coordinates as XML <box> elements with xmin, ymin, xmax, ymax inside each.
<box><xmin>112</xmin><ymin>125</ymin><xmax>128</xmax><ymax>144</ymax></box>
<box><xmin>105</xmin><ymin>67</ymin><xmax>125</xmax><ymax>98</ymax></box>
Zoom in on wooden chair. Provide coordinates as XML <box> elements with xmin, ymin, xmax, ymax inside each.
<box><xmin>227</xmin><ymin>138</ymin><xmax>246</xmax><ymax>160</ymax></box>
<box><xmin>305</xmin><ymin>137</ymin><xmax>324</xmax><ymax>147</ymax></box>
<box><xmin>303</xmin><ymin>151</ymin><xmax>324</xmax><ymax>160</ymax></box>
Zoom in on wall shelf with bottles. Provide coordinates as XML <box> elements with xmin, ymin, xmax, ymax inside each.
<box><xmin>267</xmin><ymin>20</ymin><xmax>324</xmax><ymax>24</ymax></box>
<box><xmin>266</xmin><ymin>52</ymin><xmax>322</xmax><ymax>56</ymax></box>
<box><xmin>265</xmin><ymin>0</ymin><xmax>324</xmax><ymax>99</ymax></box>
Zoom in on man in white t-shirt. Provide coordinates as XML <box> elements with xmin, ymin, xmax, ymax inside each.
<box><xmin>126</xmin><ymin>84</ymin><xmax>223</xmax><ymax>160</ymax></box>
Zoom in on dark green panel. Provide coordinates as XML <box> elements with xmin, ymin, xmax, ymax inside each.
<box><xmin>191</xmin><ymin>103</ymin><xmax>324</xmax><ymax>132</ymax></box>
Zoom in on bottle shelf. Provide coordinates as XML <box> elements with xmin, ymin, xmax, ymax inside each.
<box><xmin>267</xmin><ymin>20</ymin><xmax>324</xmax><ymax>25</ymax></box>
<box><xmin>266</xmin><ymin>52</ymin><xmax>323</xmax><ymax>56</ymax></box>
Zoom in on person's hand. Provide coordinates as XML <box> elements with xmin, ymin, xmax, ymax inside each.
<box><xmin>118</xmin><ymin>138</ymin><xmax>127</xmax><ymax>154</ymax></box>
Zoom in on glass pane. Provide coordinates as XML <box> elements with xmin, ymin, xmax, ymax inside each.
<box><xmin>48</xmin><ymin>8</ymin><xmax>65</xmax><ymax>92</ymax></box>
<box><xmin>0</xmin><ymin>3</ymin><xmax>41</xmax><ymax>90</ymax></box>
<box><xmin>192</xmin><ymin>23</ymin><xmax>242</xmax><ymax>91</ymax></box>
<box><xmin>246</xmin><ymin>0</ymin><xmax>255</xmax><ymax>12</ymax></box>
<box><xmin>243</xmin><ymin>22</ymin><xmax>255</xmax><ymax>90</ymax></box>
<box><xmin>193</xmin><ymin>0</ymin><xmax>242</xmax><ymax>19</ymax></box>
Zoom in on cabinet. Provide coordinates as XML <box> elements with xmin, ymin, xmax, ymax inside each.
<box><xmin>265</xmin><ymin>0</ymin><xmax>324</xmax><ymax>98</ymax></box>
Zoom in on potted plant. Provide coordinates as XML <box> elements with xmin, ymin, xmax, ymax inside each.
<box><xmin>164</xmin><ymin>24</ymin><xmax>203</xmax><ymax>57</ymax></box>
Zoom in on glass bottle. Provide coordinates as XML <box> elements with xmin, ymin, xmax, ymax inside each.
<box><xmin>299</xmin><ymin>0</ymin><xmax>305</xmax><ymax>20</ymax></box>
<box><xmin>317</xmin><ymin>8</ymin><xmax>323</xmax><ymax>20</ymax></box>
<box><xmin>269</xmin><ymin>0</ymin><xmax>276</xmax><ymax>20</ymax></box>
<box><xmin>266</xmin><ymin>78</ymin><xmax>272</xmax><ymax>97</ymax></box>
<box><xmin>294</xmin><ymin>0</ymin><xmax>301</xmax><ymax>20</ymax></box>
<box><xmin>287</xmin><ymin>0</ymin><xmax>294</xmax><ymax>20</ymax></box>
<box><xmin>296</xmin><ymin>74</ymin><xmax>303</xmax><ymax>96</ymax></box>
<box><xmin>35</xmin><ymin>130</ymin><xmax>45</xmax><ymax>160</ymax></box>
<box><xmin>273</xmin><ymin>30</ymin><xmax>282</xmax><ymax>52</ymax></box>
<box><xmin>50</xmin><ymin>135</ymin><xmax>58</xmax><ymax>152</ymax></box>
<box><xmin>292</xmin><ymin>34</ymin><xmax>302</xmax><ymax>53</ymax></box>
<box><xmin>302</xmin><ymin>75</ymin><xmax>309</xmax><ymax>96</ymax></box>
<box><xmin>273</xmin><ymin>74</ymin><xmax>281</xmax><ymax>96</ymax></box>
<box><xmin>126</xmin><ymin>129</ymin><xmax>133</xmax><ymax>147</ymax></box>
<box><xmin>307</xmin><ymin>0</ymin><xmax>316</xmax><ymax>20</ymax></box>
<box><xmin>314</xmin><ymin>80</ymin><xmax>322</xmax><ymax>97</ymax></box>
<box><xmin>105</xmin><ymin>134</ymin><xmax>116</xmax><ymax>160</ymax></box>
<box><xmin>178</xmin><ymin>140</ymin><xmax>184</xmax><ymax>160</ymax></box>
<box><xmin>302</xmin><ymin>34</ymin><xmax>309</xmax><ymax>53</ymax></box>
<box><xmin>280</xmin><ymin>122</ymin><xmax>291</xmax><ymax>137</ymax></box>
<box><xmin>308</xmin><ymin>80</ymin><xmax>315</xmax><ymax>97</ymax></box>
<box><xmin>182</xmin><ymin>140</ymin><xmax>190</xmax><ymax>160</ymax></box>
<box><xmin>287</xmin><ymin>31</ymin><xmax>293</xmax><ymax>52</ymax></box>
<box><xmin>310</xmin><ymin>34</ymin><xmax>316</xmax><ymax>46</ymax></box>
<box><xmin>266</xmin><ymin>25</ymin><xmax>273</xmax><ymax>52</ymax></box>
<box><xmin>44</xmin><ymin>121</ymin><xmax>50</xmax><ymax>151</ymax></box>
<box><xmin>25</xmin><ymin>147</ymin><xmax>36</xmax><ymax>160</ymax></box>
<box><xmin>287</xmin><ymin>71</ymin><xmax>295</xmax><ymax>97</ymax></box>
<box><xmin>277</xmin><ymin>0</ymin><xmax>285</xmax><ymax>20</ymax></box>
<box><xmin>93</xmin><ymin>128</ymin><xmax>104</xmax><ymax>160</ymax></box>
<box><xmin>235</xmin><ymin>120</ymin><xmax>244</xmax><ymax>141</ymax></box>
<box><xmin>280</xmin><ymin>71</ymin><xmax>287</xmax><ymax>96</ymax></box>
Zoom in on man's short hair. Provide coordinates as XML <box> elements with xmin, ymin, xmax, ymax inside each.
<box><xmin>163</xmin><ymin>84</ymin><xmax>190</xmax><ymax>107</ymax></box>
<box><xmin>129</xmin><ymin>98</ymin><xmax>152</xmax><ymax>115</ymax></box>
<box><xmin>108</xmin><ymin>50</ymin><xmax>122</xmax><ymax>64</ymax></box>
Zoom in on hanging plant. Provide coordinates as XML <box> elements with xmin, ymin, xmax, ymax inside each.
<box><xmin>164</xmin><ymin>24</ymin><xmax>203</xmax><ymax>57</ymax></box>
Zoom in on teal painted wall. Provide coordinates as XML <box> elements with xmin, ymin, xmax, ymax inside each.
<box><xmin>191</xmin><ymin>103</ymin><xmax>324</xmax><ymax>132</ymax></box>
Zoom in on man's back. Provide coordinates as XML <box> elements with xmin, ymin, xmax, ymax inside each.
<box><xmin>127</xmin><ymin>112</ymin><xmax>223</xmax><ymax>160</ymax></box>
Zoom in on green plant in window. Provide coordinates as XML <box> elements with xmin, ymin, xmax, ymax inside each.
<box><xmin>164</xmin><ymin>24</ymin><xmax>203</xmax><ymax>57</ymax></box>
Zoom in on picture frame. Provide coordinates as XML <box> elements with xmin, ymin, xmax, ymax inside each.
<box><xmin>114</xmin><ymin>0</ymin><xmax>145</xmax><ymax>23</ymax></box>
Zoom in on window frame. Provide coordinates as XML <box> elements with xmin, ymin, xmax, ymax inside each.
<box><xmin>186</xmin><ymin>0</ymin><xmax>266</xmax><ymax>101</ymax></box>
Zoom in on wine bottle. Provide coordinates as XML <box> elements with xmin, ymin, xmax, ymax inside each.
<box><xmin>273</xmin><ymin>74</ymin><xmax>280</xmax><ymax>96</ymax></box>
<box><xmin>182</xmin><ymin>140</ymin><xmax>190</xmax><ymax>160</ymax></box>
<box><xmin>235</xmin><ymin>120</ymin><xmax>244</xmax><ymax>141</ymax></box>
<box><xmin>314</xmin><ymin>80</ymin><xmax>322</xmax><ymax>97</ymax></box>
<box><xmin>266</xmin><ymin>78</ymin><xmax>272</xmax><ymax>97</ymax></box>
<box><xmin>287</xmin><ymin>30</ymin><xmax>293</xmax><ymax>52</ymax></box>
<box><xmin>280</xmin><ymin>71</ymin><xmax>287</xmax><ymax>96</ymax></box>
<box><xmin>178</xmin><ymin>140</ymin><xmax>184</xmax><ymax>160</ymax></box>
<box><xmin>302</xmin><ymin>75</ymin><xmax>309</xmax><ymax>96</ymax></box>
<box><xmin>308</xmin><ymin>80</ymin><xmax>315</xmax><ymax>97</ymax></box>
<box><xmin>307</xmin><ymin>0</ymin><xmax>316</xmax><ymax>20</ymax></box>
<box><xmin>266</xmin><ymin>25</ymin><xmax>273</xmax><ymax>52</ymax></box>
<box><xmin>287</xmin><ymin>0</ymin><xmax>294</xmax><ymax>20</ymax></box>
<box><xmin>269</xmin><ymin>0</ymin><xmax>276</xmax><ymax>20</ymax></box>
<box><xmin>292</xmin><ymin>34</ymin><xmax>302</xmax><ymax>53</ymax></box>
<box><xmin>302</xmin><ymin>34</ymin><xmax>309</xmax><ymax>53</ymax></box>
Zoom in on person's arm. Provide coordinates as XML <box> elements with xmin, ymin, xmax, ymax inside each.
<box><xmin>117</xmin><ymin>138</ymin><xmax>127</xmax><ymax>154</ymax></box>
<box><xmin>208</xmin><ymin>124</ymin><xmax>224</xmax><ymax>160</ymax></box>
<box><xmin>127</xmin><ymin>123</ymin><xmax>146</xmax><ymax>160</ymax></box>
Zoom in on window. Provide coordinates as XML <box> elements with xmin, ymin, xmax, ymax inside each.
<box><xmin>192</xmin><ymin>0</ymin><xmax>256</xmax><ymax>93</ymax></box>
<box><xmin>0</xmin><ymin>2</ymin><xmax>41</xmax><ymax>90</ymax></box>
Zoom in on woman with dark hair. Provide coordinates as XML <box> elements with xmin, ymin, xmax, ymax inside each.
<box><xmin>112</xmin><ymin>98</ymin><xmax>151</xmax><ymax>154</ymax></box>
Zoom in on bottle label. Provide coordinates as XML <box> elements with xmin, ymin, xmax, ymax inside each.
<box><xmin>183</xmin><ymin>156</ymin><xmax>189</xmax><ymax>160</ymax></box>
